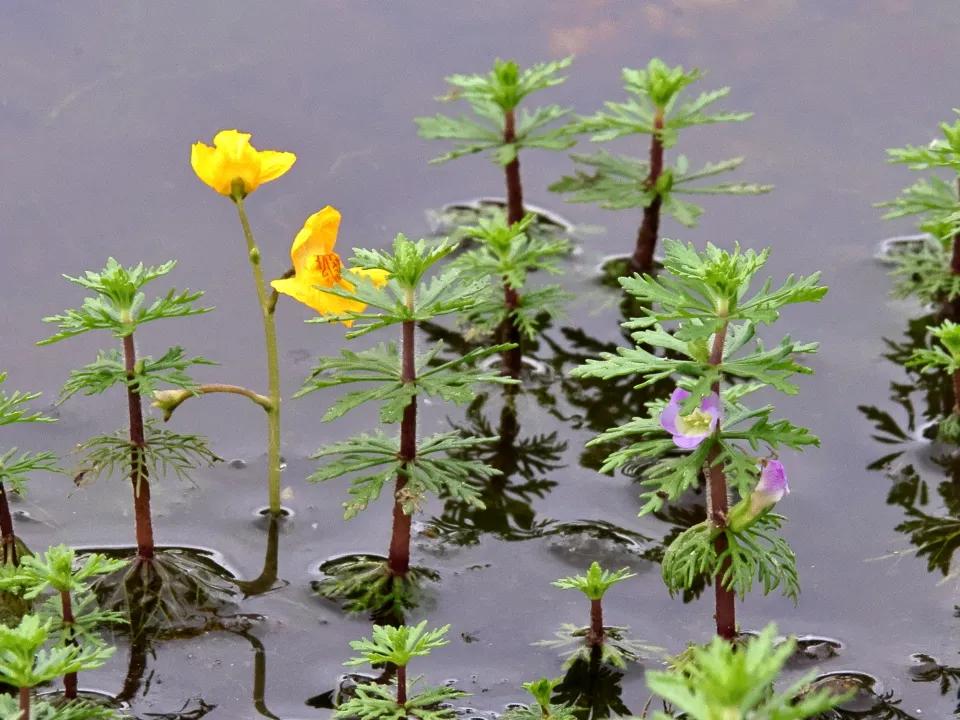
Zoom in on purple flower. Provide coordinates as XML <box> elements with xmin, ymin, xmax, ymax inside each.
<box><xmin>749</xmin><ymin>459</ymin><xmax>789</xmax><ymax>516</ymax></box>
<box><xmin>659</xmin><ymin>387</ymin><xmax>722</xmax><ymax>449</ymax></box>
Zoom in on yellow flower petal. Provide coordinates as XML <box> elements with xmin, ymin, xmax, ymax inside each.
<box><xmin>291</xmin><ymin>207</ymin><xmax>341</xmax><ymax>270</ymax></box>
<box><xmin>348</xmin><ymin>266</ymin><xmax>390</xmax><ymax>289</ymax></box>
<box><xmin>270</xmin><ymin>275</ymin><xmax>364</xmax><ymax>327</ymax></box>
<box><xmin>191</xmin><ymin>129</ymin><xmax>295</xmax><ymax>197</ymax></box>
<box><xmin>258</xmin><ymin>151</ymin><xmax>297</xmax><ymax>185</ymax></box>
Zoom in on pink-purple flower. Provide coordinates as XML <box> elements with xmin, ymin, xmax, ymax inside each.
<box><xmin>749</xmin><ymin>459</ymin><xmax>789</xmax><ymax>516</ymax></box>
<box><xmin>659</xmin><ymin>388</ymin><xmax>722</xmax><ymax>449</ymax></box>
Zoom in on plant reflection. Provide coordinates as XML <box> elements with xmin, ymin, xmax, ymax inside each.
<box><xmin>552</xmin><ymin>647</ymin><xmax>630</xmax><ymax>720</ymax></box>
<box><xmin>235</xmin><ymin>513</ymin><xmax>289</xmax><ymax>598</ymax></box>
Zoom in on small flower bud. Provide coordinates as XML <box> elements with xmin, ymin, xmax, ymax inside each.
<box><xmin>151</xmin><ymin>389</ymin><xmax>192</xmax><ymax>422</ymax></box>
<box><xmin>249</xmin><ymin>246</ymin><xmax>261</xmax><ymax>265</ymax></box>
<box><xmin>728</xmin><ymin>459</ymin><xmax>789</xmax><ymax>532</ymax></box>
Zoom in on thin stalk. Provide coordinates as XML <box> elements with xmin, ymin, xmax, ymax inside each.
<box><xmin>389</xmin><ymin>294</ymin><xmax>417</xmax><ymax>577</ymax></box>
<box><xmin>954</xmin><ymin>368</ymin><xmax>960</xmax><ymax>414</ymax></box>
<box><xmin>952</xmin><ymin>177</ymin><xmax>960</xmax><ymax>275</ymax></box>
<box><xmin>396</xmin><ymin>664</ymin><xmax>407</xmax><ymax>707</ymax></box>
<box><xmin>123</xmin><ymin>333</ymin><xmax>154</xmax><ymax>560</ymax></box>
<box><xmin>236</xmin><ymin>514</ymin><xmax>280</xmax><ymax>597</ymax></box>
<box><xmin>19</xmin><ymin>686</ymin><xmax>29</xmax><ymax>720</ymax></box>
<box><xmin>500</xmin><ymin>108</ymin><xmax>524</xmax><ymax>378</ymax></box>
<box><xmin>235</xmin><ymin>196</ymin><xmax>283</xmax><ymax>516</ymax></box>
<box><xmin>587</xmin><ymin>597</ymin><xmax>604</xmax><ymax>646</ymax></box>
<box><xmin>61</xmin><ymin>590</ymin><xmax>78</xmax><ymax>699</ymax></box>
<box><xmin>707</xmin><ymin>321</ymin><xmax>735</xmax><ymax>640</ymax></box>
<box><xmin>629</xmin><ymin>109</ymin><xmax>665</xmax><ymax>276</ymax></box>
<box><xmin>0</xmin><ymin>481</ymin><xmax>18</xmax><ymax>565</ymax></box>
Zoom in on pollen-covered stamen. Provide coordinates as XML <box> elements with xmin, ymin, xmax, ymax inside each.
<box><xmin>675</xmin><ymin>408</ymin><xmax>715</xmax><ymax>436</ymax></box>
<box><xmin>310</xmin><ymin>253</ymin><xmax>342</xmax><ymax>283</ymax></box>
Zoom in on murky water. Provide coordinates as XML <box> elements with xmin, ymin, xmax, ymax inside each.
<box><xmin>3</xmin><ymin>1</ymin><xmax>960</xmax><ymax>717</ymax></box>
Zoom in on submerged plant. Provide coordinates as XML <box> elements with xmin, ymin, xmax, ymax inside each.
<box><xmin>551</xmin><ymin>58</ymin><xmax>771</xmax><ymax>276</ymax></box>
<box><xmin>0</xmin><ymin>614</ymin><xmax>114</xmax><ymax>720</ymax></box>
<box><xmin>877</xmin><ymin>114</ymin><xmax>960</xmax><ymax>304</ymax></box>
<box><xmin>537</xmin><ymin>562</ymin><xmax>650</xmax><ymax>669</ymax></box>
<box><xmin>189</xmin><ymin>129</ymin><xmax>296</xmax><ymax>517</ymax></box>
<box><xmin>0</xmin><ymin>545</ymin><xmax>127</xmax><ymax>699</ymax></box>
<box><xmin>416</xmin><ymin>57</ymin><xmax>576</xmax><ymax>227</ymax></box>
<box><xmin>334</xmin><ymin>621</ymin><xmax>468</xmax><ymax>720</ymax></box>
<box><xmin>572</xmin><ymin>240</ymin><xmax>825</xmax><ymax>639</ymax></box>
<box><xmin>646</xmin><ymin>624</ymin><xmax>847</xmax><ymax>719</ymax></box>
<box><xmin>39</xmin><ymin>259</ymin><xmax>219</xmax><ymax>569</ymax></box>
<box><xmin>293</xmin><ymin>230</ymin><xmax>516</xmax><ymax>613</ymax></box>
<box><xmin>451</xmin><ymin>211</ymin><xmax>572</xmax><ymax>376</ymax></box>
<box><xmin>504</xmin><ymin>677</ymin><xmax>578</xmax><ymax>720</ymax></box>
<box><xmin>906</xmin><ymin>318</ymin><xmax>960</xmax><ymax>442</ymax></box>
<box><xmin>0</xmin><ymin>374</ymin><xmax>58</xmax><ymax>567</ymax></box>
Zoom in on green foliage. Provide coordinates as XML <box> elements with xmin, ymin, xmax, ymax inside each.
<box><xmin>907</xmin><ymin>319</ymin><xmax>960</xmax><ymax>374</ymax></box>
<box><xmin>6</xmin><ymin>545</ymin><xmax>127</xmax><ymax>597</ymax></box>
<box><xmin>571</xmin><ymin>240</ymin><xmax>824</xmax><ymax>599</ymax></box>
<box><xmin>39</xmin><ymin>258</ymin><xmax>210</xmax><ymax>343</ymax></box>
<box><xmin>451</xmin><ymin>212</ymin><xmax>573</xmax><ymax>340</ymax></box>
<box><xmin>0</xmin><ymin>695</ymin><xmax>118</xmax><ymax>720</ymax></box>
<box><xmin>551</xmin><ymin>59</ymin><xmax>769</xmax><ymax>225</ymax></box>
<box><xmin>0</xmin><ymin>374</ymin><xmax>60</xmax><ymax>496</ymax></box>
<box><xmin>552</xmin><ymin>561</ymin><xmax>634</xmax><ymax>601</ymax></box>
<box><xmin>335</xmin><ymin>621</ymin><xmax>468</xmax><ymax>720</ymax></box>
<box><xmin>58</xmin><ymin>346</ymin><xmax>216</xmax><ymax>404</ymax></box>
<box><xmin>877</xmin><ymin>114</ymin><xmax>960</xmax><ymax>303</ymax></box>
<box><xmin>72</xmin><ymin>419</ymin><xmax>220</xmax><ymax>492</ymax></box>
<box><xmin>0</xmin><ymin>614</ymin><xmax>112</xmax><ymax>689</ymax></box>
<box><xmin>415</xmin><ymin>57</ymin><xmax>575</xmax><ymax>166</ymax></box>
<box><xmin>646</xmin><ymin>624</ymin><xmax>848</xmax><ymax>720</ymax></box>
<box><xmin>504</xmin><ymin>677</ymin><xmax>579</xmax><ymax>720</ymax></box>
<box><xmin>535</xmin><ymin>623</ymin><xmax>659</xmax><ymax>670</ymax></box>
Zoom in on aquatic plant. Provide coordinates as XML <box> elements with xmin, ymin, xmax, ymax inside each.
<box><xmin>0</xmin><ymin>545</ymin><xmax>126</xmax><ymax>699</ymax></box>
<box><xmin>451</xmin><ymin>211</ymin><xmax>572</xmax><ymax>376</ymax></box>
<box><xmin>39</xmin><ymin>259</ymin><xmax>219</xmax><ymax>568</ymax></box>
<box><xmin>189</xmin><ymin>129</ymin><xmax>296</xmax><ymax>517</ymax></box>
<box><xmin>504</xmin><ymin>677</ymin><xmax>578</xmax><ymax>720</ymax></box>
<box><xmin>906</xmin><ymin>319</ymin><xmax>960</xmax><ymax>442</ymax></box>
<box><xmin>537</xmin><ymin>562</ymin><xmax>651</xmax><ymax>669</ymax></box>
<box><xmin>877</xmin><ymin>114</ymin><xmax>960</xmax><ymax>304</ymax></box>
<box><xmin>0</xmin><ymin>614</ymin><xmax>114</xmax><ymax>720</ymax></box>
<box><xmin>646</xmin><ymin>624</ymin><xmax>847</xmax><ymax>719</ymax></box>
<box><xmin>551</xmin><ymin>59</ymin><xmax>771</xmax><ymax>277</ymax></box>
<box><xmin>293</xmin><ymin>232</ymin><xmax>516</xmax><ymax>612</ymax></box>
<box><xmin>334</xmin><ymin>621</ymin><xmax>467</xmax><ymax>720</ymax></box>
<box><xmin>0</xmin><ymin>374</ymin><xmax>58</xmax><ymax>567</ymax></box>
<box><xmin>572</xmin><ymin>240</ymin><xmax>825</xmax><ymax>639</ymax></box>
<box><xmin>416</xmin><ymin>57</ymin><xmax>576</xmax><ymax>227</ymax></box>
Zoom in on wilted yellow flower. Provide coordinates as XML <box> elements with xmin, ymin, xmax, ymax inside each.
<box><xmin>191</xmin><ymin>129</ymin><xmax>296</xmax><ymax>198</ymax></box>
<box><xmin>270</xmin><ymin>207</ymin><xmax>388</xmax><ymax>325</ymax></box>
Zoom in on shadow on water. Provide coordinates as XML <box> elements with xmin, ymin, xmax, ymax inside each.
<box><xmin>553</xmin><ymin>647</ymin><xmax>630</xmax><ymax>720</ymax></box>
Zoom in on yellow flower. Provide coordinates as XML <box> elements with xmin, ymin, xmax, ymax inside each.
<box><xmin>191</xmin><ymin>129</ymin><xmax>296</xmax><ymax>198</ymax></box>
<box><xmin>270</xmin><ymin>207</ymin><xmax>389</xmax><ymax>326</ymax></box>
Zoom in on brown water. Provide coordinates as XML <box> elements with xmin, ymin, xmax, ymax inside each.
<box><xmin>2</xmin><ymin>1</ymin><xmax>960</xmax><ymax>718</ymax></box>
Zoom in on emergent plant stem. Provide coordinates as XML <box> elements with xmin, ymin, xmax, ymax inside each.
<box><xmin>19</xmin><ymin>686</ymin><xmax>29</xmax><ymax>720</ymax></box>
<box><xmin>588</xmin><ymin>597</ymin><xmax>604</xmax><ymax>646</ymax></box>
<box><xmin>123</xmin><ymin>332</ymin><xmax>154</xmax><ymax>561</ymax></box>
<box><xmin>389</xmin><ymin>308</ymin><xmax>417</xmax><ymax>577</ymax></box>
<box><xmin>61</xmin><ymin>589</ymin><xmax>78</xmax><ymax>699</ymax></box>
<box><xmin>235</xmin><ymin>197</ymin><xmax>283</xmax><ymax>516</ymax></box>
<box><xmin>503</xmin><ymin>109</ymin><xmax>524</xmax><ymax>224</ymax></box>
<box><xmin>0</xmin><ymin>481</ymin><xmax>18</xmax><ymax>565</ymax></box>
<box><xmin>499</xmin><ymin>108</ymin><xmax>525</xmax><ymax>379</ymax></box>
<box><xmin>707</xmin><ymin>320</ymin><xmax>735</xmax><ymax>641</ymax></box>
<box><xmin>396</xmin><ymin>664</ymin><xmax>407</xmax><ymax>706</ymax></box>
<box><xmin>629</xmin><ymin>108</ymin><xmax>665</xmax><ymax>276</ymax></box>
<box><xmin>953</xmin><ymin>368</ymin><xmax>960</xmax><ymax>414</ymax></box>
<box><xmin>953</xmin><ymin>177</ymin><xmax>960</xmax><ymax>275</ymax></box>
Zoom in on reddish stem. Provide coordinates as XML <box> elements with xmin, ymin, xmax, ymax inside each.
<box><xmin>503</xmin><ymin>109</ymin><xmax>524</xmax><ymax>224</ymax></box>
<box><xmin>629</xmin><ymin>110</ymin><xmax>665</xmax><ymax>276</ymax></box>
<box><xmin>19</xmin><ymin>686</ymin><xmax>29</xmax><ymax>720</ymax></box>
<box><xmin>954</xmin><ymin>369</ymin><xmax>960</xmax><ymax>415</ymax></box>
<box><xmin>0</xmin><ymin>481</ymin><xmax>18</xmax><ymax>565</ymax></box>
<box><xmin>61</xmin><ymin>590</ymin><xmax>78</xmax><ymax>699</ymax></box>
<box><xmin>498</xmin><ymin>108</ymin><xmax>525</xmax><ymax>378</ymax></box>
<box><xmin>123</xmin><ymin>333</ymin><xmax>154</xmax><ymax>561</ymax></box>
<box><xmin>587</xmin><ymin>597</ymin><xmax>604</xmax><ymax>646</ymax></box>
<box><xmin>396</xmin><ymin>664</ymin><xmax>407</xmax><ymax>706</ymax></box>
<box><xmin>388</xmin><ymin>319</ymin><xmax>416</xmax><ymax>577</ymax></box>
<box><xmin>952</xmin><ymin>178</ymin><xmax>960</xmax><ymax>275</ymax></box>
<box><xmin>707</xmin><ymin>322</ymin><xmax>736</xmax><ymax>640</ymax></box>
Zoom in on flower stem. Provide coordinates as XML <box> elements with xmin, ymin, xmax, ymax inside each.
<box><xmin>396</xmin><ymin>664</ymin><xmax>407</xmax><ymax>707</ymax></box>
<box><xmin>235</xmin><ymin>197</ymin><xmax>283</xmax><ymax>516</ymax></box>
<box><xmin>588</xmin><ymin>597</ymin><xmax>604</xmax><ymax>646</ymax></box>
<box><xmin>61</xmin><ymin>589</ymin><xmax>78</xmax><ymax>699</ymax></box>
<box><xmin>707</xmin><ymin>321</ymin><xmax>735</xmax><ymax>641</ymax></box>
<box><xmin>19</xmin><ymin>686</ymin><xmax>29</xmax><ymax>720</ymax></box>
<box><xmin>629</xmin><ymin>109</ymin><xmax>665</xmax><ymax>276</ymax></box>
<box><xmin>123</xmin><ymin>332</ymin><xmax>154</xmax><ymax>561</ymax></box>
<box><xmin>389</xmin><ymin>307</ymin><xmax>417</xmax><ymax>577</ymax></box>
<box><xmin>0</xmin><ymin>481</ymin><xmax>18</xmax><ymax>565</ymax></box>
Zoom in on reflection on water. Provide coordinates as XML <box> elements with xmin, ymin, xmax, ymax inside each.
<box><xmin>552</xmin><ymin>650</ymin><xmax>630</xmax><ymax>720</ymax></box>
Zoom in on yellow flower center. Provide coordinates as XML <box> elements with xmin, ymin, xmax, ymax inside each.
<box><xmin>676</xmin><ymin>408</ymin><xmax>713</xmax><ymax>436</ymax></box>
<box><xmin>308</xmin><ymin>253</ymin><xmax>342</xmax><ymax>284</ymax></box>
